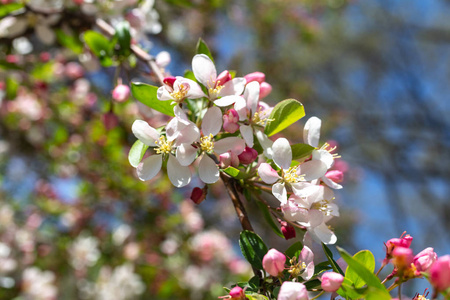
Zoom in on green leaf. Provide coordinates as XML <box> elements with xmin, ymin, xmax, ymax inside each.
<box><xmin>83</xmin><ymin>31</ymin><xmax>114</xmax><ymax>66</ymax></box>
<box><xmin>322</xmin><ymin>243</ymin><xmax>345</xmax><ymax>276</ymax></box>
<box><xmin>0</xmin><ymin>61</ymin><xmax>22</xmax><ymax>70</ymax></box>
<box><xmin>304</xmin><ymin>279</ymin><xmax>322</xmax><ymax>290</ymax></box>
<box><xmin>337</xmin><ymin>247</ymin><xmax>390</xmax><ymax>298</ymax></box>
<box><xmin>285</xmin><ymin>241</ymin><xmax>303</xmax><ymax>260</ymax></box>
<box><xmin>239</xmin><ymin>230</ymin><xmax>268</xmax><ymax>270</ymax></box>
<box><xmin>184</xmin><ymin>70</ymin><xmax>197</xmax><ymax>82</ymax></box>
<box><xmin>114</xmin><ymin>21</ymin><xmax>131</xmax><ymax>56</ymax></box>
<box><xmin>0</xmin><ymin>3</ymin><xmax>24</xmax><ymax>18</ymax></box>
<box><xmin>256</xmin><ymin>201</ymin><xmax>284</xmax><ymax>238</ymax></box>
<box><xmin>264</xmin><ymin>99</ymin><xmax>305</xmax><ymax>137</ymax></box>
<box><xmin>337</xmin><ymin>278</ymin><xmax>368</xmax><ymax>299</ymax></box>
<box><xmin>196</xmin><ymin>38</ymin><xmax>214</xmax><ymax>63</ymax></box>
<box><xmin>222</xmin><ymin>166</ymin><xmax>246</xmax><ymax>179</ymax></box>
<box><xmin>346</xmin><ymin>250</ymin><xmax>376</xmax><ymax>288</ymax></box>
<box><xmin>246</xmin><ymin>295</ymin><xmax>269</xmax><ymax>300</ymax></box>
<box><xmin>313</xmin><ymin>261</ymin><xmax>332</xmax><ymax>276</ymax></box>
<box><xmin>128</xmin><ymin>140</ymin><xmax>149</xmax><ymax>168</ymax></box>
<box><xmin>291</xmin><ymin>143</ymin><xmax>315</xmax><ymax>160</ymax></box>
<box><xmin>55</xmin><ymin>30</ymin><xmax>83</xmax><ymax>54</ymax></box>
<box><xmin>131</xmin><ymin>82</ymin><xmax>176</xmax><ymax>116</ymax></box>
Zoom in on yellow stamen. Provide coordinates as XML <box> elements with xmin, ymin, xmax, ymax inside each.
<box><xmin>312</xmin><ymin>200</ymin><xmax>333</xmax><ymax>216</ymax></box>
<box><xmin>155</xmin><ymin>136</ymin><xmax>173</xmax><ymax>154</ymax></box>
<box><xmin>320</xmin><ymin>142</ymin><xmax>341</xmax><ymax>159</ymax></box>
<box><xmin>207</xmin><ymin>80</ymin><xmax>224</xmax><ymax>99</ymax></box>
<box><xmin>288</xmin><ymin>257</ymin><xmax>307</xmax><ymax>278</ymax></box>
<box><xmin>200</xmin><ymin>134</ymin><xmax>214</xmax><ymax>153</ymax></box>
<box><xmin>169</xmin><ymin>83</ymin><xmax>189</xmax><ymax>102</ymax></box>
<box><xmin>282</xmin><ymin>166</ymin><xmax>304</xmax><ymax>183</ymax></box>
<box><xmin>252</xmin><ymin>107</ymin><xmax>273</xmax><ymax>126</ymax></box>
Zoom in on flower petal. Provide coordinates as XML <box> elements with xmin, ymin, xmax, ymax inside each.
<box><xmin>176</xmin><ymin>143</ymin><xmax>198</xmax><ymax>166</ymax></box>
<box><xmin>214</xmin><ymin>137</ymin><xmax>245</xmax><ymax>155</ymax></box>
<box><xmin>298</xmin><ymin>160</ymin><xmax>327</xmax><ymax>181</ymax></box>
<box><xmin>239</xmin><ymin>125</ymin><xmax>254</xmax><ymax>148</ymax></box>
<box><xmin>272</xmin><ymin>182</ymin><xmax>288</xmax><ymax>204</ymax></box>
<box><xmin>157</xmin><ymin>86</ymin><xmax>172</xmax><ymax>101</ymax></box>
<box><xmin>214</xmin><ymin>95</ymin><xmax>242</xmax><ymax>107</ymax></box>
<box><xmin>234</xmin><ymin>97</ymin><xmax>248</xmax><ymax>121</ymax></box>
<box><xmin>202</xmin><ymin>106</ymin><xmax>222</xmax><ymax>136</ymax></box>
<box><xmin>300</xmin><ymin>246</ymin><xmax>315</xmax><ymax>281</ymax></box>
<box><xmin>244</xmin><ymin>81</ymin><xmax>260</xmax><ymax>114</ymax></box>
<box><xmin>136</xmin><ymin>155</ymin><xmax>162</xmax><ymax>181</ymax></box>
<box><xmin>192</xmin><ymin>54</ymin><xmax>216</xmax><ymax>87</ymax></box>
<box><xmin>167</xmin><ymin>155</ymin><xmax>191</xmax><ymax>187</ymax></box>
<box><xmin>303</xmin><ymin>116</ymin><xmax>321</xmax><ymax>147</ymax></box>
<box><xmin>220</xmin><ymin>77</ymin><xmax>246</xmax><ymax>96</ymax></box>
<box><xmin>312</xmin><ymin>149</ymin><xmax>334</xmax><ymax>169</ymax></box>
<box><xmin>258</xmin><ymin>163</ymin><xmax>280</xmax><ymax>184</ymax></box>
<box><xmin>256</xmin><ymin>131</ymin><xmax>273</xmax><ymax>159</ymax></box>
<box><xmin>272</xmin><ymin>138</ymin><xmax>292</xmax><ymax>170</ymax></box>
<box><xmin>321</xmin><ymin>176</ymin><xmax>343</xmax><ymax>189</ymax></box>
<box><xmin>310</xmin><ymin>223</ymin><xmax>337</xmax><ymax>245</ymax></box>
<box><xmin>198</xmin><ymin>154</ymin><xmax>219</xmax><ymax>184</ymax></box>
<box><xmin>176</xmin><ymin>77</ymin><xmax>206</xmax><ymax>99</ymax></box>
<box><xmin>175</xmin><ymin>122</ymin><xmax>200</xmax><ymax>146</ymax></box>
<box><xmin>132</xmin><ymin>120</ymin><xmax>159</xmax><ymax>146</ymax></box>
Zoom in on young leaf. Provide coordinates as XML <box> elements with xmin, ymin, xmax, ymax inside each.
<box><xmin>256</xmin><ymin>201</ymin><xmax>284</xmax><ymax>238</ymax></box>
<box><xmin>264</xmin><ymin>99</ymin><xmax>305</xmax><ymax>137</ymax></box>
<box><xmin>222</xmin><ymin>166</ymin><xmax>246</xmax><ymax>179</ymax></box>
<box><xmin>114</xmin><ymin>21</ymin><xmax>131</xmax><ymax>56</ymax></box>
<box><xmin>239</xmin><ymin>230</ymin><xmax>268</xmax><ymax>270</ymax></box>
<box><xmin>84</xmin><ymin>31</ymin><xmax>112</xmax><ymax>57</ymax></box>
<box><xmin>131</xmin><ymin>82</ymin><xmax>176</xmax><ymax>117</ymax></box>
<box><xmin>196</xmin><ymin>38</ymin><xmax>214</xmax><ymax>63</ymax></box>
<box><xmin>55</xmin><ymin>30</ymin><xmax>83</xmax><ymax>54</ymax></box>
<box><xmin>285</xmin><ymin>241</ymin><xmax>303</xmax><ymax>260</ymax></box>
<box><xmin>291</xmin><ymin>143</ymin><xmax>315</xmax><ymax>160</ymax></box>
<box><xmin>304</xmin><ymin>279</ymin><xmax>322</xmax><ymax>290</ymax></box>
<box><xmin>346</xmin><ymin>250</ymin><xmax>376</xmax><ymax>288</ymax></box>
<box><xmin>322</xmin><ymin>243</ymin><xmax>345</xmax><ymax>276</ymax></box>
<box><xmin>0</xmin><ymin>3</ymin><xmax>24</xmax><ymax>18</ymax></box>
<box><xmin>337</xmin><ymin>247</ymin><xmax>390</xmax><ymax>297</ymax></box>
<box><xmin>128</xmin><ymin>140</ymin><xmax>149</xmax><ymax>168</ymax></box>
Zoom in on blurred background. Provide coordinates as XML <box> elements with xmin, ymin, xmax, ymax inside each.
<box><xmin>1</xmin><ymin>0</ymin><xmax>449</xmax><ymax>299</ymax></box>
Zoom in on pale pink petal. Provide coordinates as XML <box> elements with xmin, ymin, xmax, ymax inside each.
<box><xmin>308</xmin><ymin>209</ymin><xmax>324</xmax><ymax>228</ymax></box>
<box><xmin>282</xmin><ymin>200</ymin><xmax>308</xmax><ymax>223</ymax></box>
<box><xmin>300</xmin><ymin>246</ymin><xmax>315</xmax><ymax>281</ymax></box>
<box><xmin>322</xmin><ymin>176</ymin><xmax>343</xmax><ymax>189</ymax></box>
<box><xmin>173</xmin><ymin>105</ymin><xmax>190</xmax><ymax>124</ymax></box>
<box><xmin>239</xmin><ymin>125</ymin><xmax>254</xmax><ymax>148</ymax></box>
<box><xmin>192</xmin><ymin>54</ymin><xmax>216</xmax><ymax>87</ymax></box>
<box><xmin>244</xmin><ymin>81</ymin><xmax>260</xmax><ymax>114</ymax></box>
<box><xmin>220</xmin><ymin>77</ymin><xmax>246</xmax><ymax>96</ymax></box>
<box><xmin>298</xmin><ymin>160</ymin><xmax>327</xmax><ymax>181</ymax></box>
<box><xmin>272</xmin><ymin>182</ymin><xmax>288</xmax><ymax>204</ymax></box>
<box><xmin>215</xmin><ymin>137</ymin><xmax>245</xmax><ymax>155</ymax></box>
<box><xmin>167</xmin><ymin>155</ymin><xmax>191</xmax><ymax>187</ymax></box>
<box><xmin>176</xmin><ymin>143</ymin><xmax>198</xmax><ymax>166</ymax></box>
<box><xmin>198</xmin><ymin>154</ymin><xmax>219</xmax><ymax>184</ymax></box>
<box><xmin>312</xmin><ymin>149</ymin><xmax>334</xmax><ymax>169</ymax></box>
<box><xmin>272</xmin><ymin>138</ymin><xmax>292</xmax><ymax>170</ymax></box>
<box><xmin>176</xmin><ymin>77</ymin><xmax>206</xmax><ymax>99</ymax></box>
<box><xmin>258</xmin><ymin>163</ymin><xmax>280</xmax><ymax>184</ymax></box>
<box><xmin>310</xmin><ymin>223</ymin><xmax>337</xmax><ymax>245</ymax></box>
<box><xmin>132</xmin><ymin>120</ymin><xmax>159</xmax><ymax>146</ymax></box>
<box><xmin>202</xmin><ymin>106</ymin><xmax>222</xmax><ymax>136</ymax></box>
<box><xmin>136</xmin><ymin>155</ymin><xmax>162</xmax><ymax>181</ymax></box>
<box><xmin>175</xmin><ymin>122</ymin><xmax>200</xmax><ymax>146</ymax></box>
<box><xmin>291</xmin><ymin>182</ymin><xmax>321</xmax><ymax>200</ymax></box>
<box><xmin>214</xmin><ymin>95</ymin><xmax>242</xmax><ymax>107</ymax></box>
<box><xmin>165</xmin><ymin>117</ymin><xmax>185</xmax><ymax>141</ymax></box>
<box><xmin>234</xmin><ymin>97</ymin><xmax>248</xmax><ymax>121</ymax></box>
<box><xmin>256</xmin><ymin>131</ymin><xmax>273</xmax><ymax>159</ymax></box>
<box><xmin>304</xmin><ymin>116</ymin><xmax>321</xmax><ymax>147</ymax></box>
<box><xmin>157</xmin><ymin>86</ymin><xmax>172</xmax><ymax>101</ymax></box>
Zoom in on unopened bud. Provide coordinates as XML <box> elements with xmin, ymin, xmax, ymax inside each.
<box><xmin>220</xmin><ymin>151</ymin><xmax>239</xmax><ymax>169</ymax></box>
<box><xmin>321</xmin><ymin>272</ymin><xmax>344</xmax><ymax>292</ymax></box>
<box><xmin>259</xmin><ymin>82</ymin><xmax>272</xmax><ymax>99</ymax></box>
<box><xmin>190</xmin><ymin>186</ymin><xmax>207</xmax><ymax>204</ymax></box>
<box><xmin>223</xmin><ymin>109</ymin><xmax>239</xmax><ymax>133</ymax></box>
<box><xmin>244</xmin><ymin>71</ymin><xmax>265</xmax><ymax>84</ymax></box>
<box><xmin>325</xmin><ymin>170</ymin><xmax>344</xmax><ymax>183</ymax></box>
<box><xmin>112</xmin><ymin>84</ymin><xmax>130</xmax><ymax>102</ymax></box>
<box><xmin>262</xmin><ymin>248</ymin><xmax>286</xmax><ymax>277</ymax></box>
<box><xmin>229</xmin><ymin>286</ymin><xmax>245</xmax><ymax>300</ymax></box>
<box><xmin>385</xmin><ymin>232</ymin><xmax>413</xmax><ymax>258</ymax></box>
<box><xmin>281</xmin><ymin>223</ymin><xmax>296</xmax><ymax>240</ymax></box>
<box><xmin>163</xmin><ymin>76</ymin><xmax>176</xmax><ymax>88</ymax></box>
<box><xmin>414</xmin><ymin>247</ymin><xmax>437</xmax><ymax>273</ymax></box>
<box><xmin>39</xmin><ymin>52</ymin><xmax>51</xmax><ymax>62</ymax></box>
<box><xmin>102</xmin><ymin>112</ymin><xmax>119</xmax><ymax>130</ymax></box>
<box><xmin>430</xmin><ymin>255</ymin><xmax>450</xmax><ymax>292</ymax></box>
<box><xmin>216</xmin><ymin>70</ymin><xmax>232</xmax><ymax>86</ymax></box>
<box><xmin>238</xmin><ymin>147</ymin><xmax>258</xmax><ymax>165</ymax></box>
<box><xmin>392</xmin><ymin>246</ymin><xmax>414</xmax><ymax>270</ymax></box>
<box><xmin>278</xmin><ymin>282</ymin><xmax>308</xmax><ymax>300</ymax></box>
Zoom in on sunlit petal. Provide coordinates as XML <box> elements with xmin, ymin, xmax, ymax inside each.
<box><xmin>198</xmin><ymin>154</ymin><xmax>219</xmax><ymax>184</ymax></box>
<box><xmin>214</xmin><ymin>137</ymin><xmax>245</xmax><ymax>155</ymax></box>
<box><xmin>303</xmin><ymin>116</ymin><xmax>321</xmax><ymax>147</ymax></box>
<box><xmin>167</xmin><ymin>155</ymin><xmax>191</xmax><ymax>187</ymax></box>
<box><xmin>192</xmin><ymin>54</ymin><xmax>216</xmax><ymax>87</ymax></box>
<box><xmin>272</xmin><ymin>138</ymin><xmax>292</xmax><ymax>170</ymax></box>
<box><xmin>136</xmin><ymin>155</ymin><xmax>162</xmax><ymax>181</ymax></box>
<box><xmin>202</xmin><ymin>106</ymin><xmax>222</xmax><ymax>136</ymax></box>
<box><xmin>239</xmin><ymin>125</ymin><xmax>254</xmax><ymax>148</ymax></box>
<box><xmin>132</xmin><ymin>120</ymin><xmax>159</xmax><ymax>146</ymax></box>
<box><xmin>258</xmin><ymin>163</ymin><xmax>280</xmax><ymax>184</ymax></box>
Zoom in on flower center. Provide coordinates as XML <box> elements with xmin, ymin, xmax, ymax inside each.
<box><xmin>288</xmin><ymin>256</ymin><xmax>306</xmax><ymax>278</ymax></box>
<box><xmin>252</xmin><ymin>107</ymin><xmax>272</xmax><ymax>126</ymax></box>
<box><xmin>311</xmin><ymin>200</ymin><xmax>333</xmax><ymax>216</ymax></box>
<box><xmin>283</xmin><ymin>166</ymin><xmax>303</xmax><ymax>183</ymax></box>
<box><xmin>320</xmin><ymin>142</ymin><xmax>340</xmax><ymax>159</ymax></box>
<box><xmin>200</xmin><ymin>134</ymin><xmax>214</xmax><ymax>153</ymax></box>
<box><xmin>207</xmin><ymin>80</ymin><xmax>224</xmax><ymax>99</ymax></box>
<box><xmin>155</xmin><ymin>136</ymin><xmax>173</xmax><ymax>154</ymax></box>
<box><xmin>169</xmin><ymin>83</ymin><xmax>190</xmax><ymax>102</ymax></box>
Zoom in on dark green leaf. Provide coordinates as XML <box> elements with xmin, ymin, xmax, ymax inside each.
<box><xmin>322</xmin><ymin>243</ymin><xmax>345</xmax><ymax>275</ymax></box>
<box><xmin>0</xmin><ymin>61</ymin><xmax>22</xmax><ymax>70</ymax></box>
<box><xmin>55</xmin><ymin>30</ymin><xmax>83</xmax><ymax>54</ymax></box>
<box><xmin>313</xmin><ymin>261</ymin><xmax>332</xmax><ymax>276</ymax></box>
<box><xmin>114</xmin><ymin>21</ymin><xmax>131</xmax><ymax>56</ymax></box>
<box><xmin>131</xmin><ymin>82</ymin><xmax>176</xmax><ymax>116</ymax></box>
<box><xmin>83</xmin><ymin>31</ymin><xmax>113</xmax><ymax>66</ymax></box>
<box><xmin>285</xmin><ymin>241</ymin><xmax>303</xmax><ymax>261</ymax></box>
<box><xmin>196</xmin><ymin>38</ymin><xmax>214</xmax><ymax>63</ymax></box>
<box><xmin>239</xmin><ymin>230</ymin><xmax>268</xmax><ymax>270</ymax></box>
<box><xmin>304</xmin><ymin>279</ymin><xmax>322</xmax><ymax>290</ymax></box>
<box><xmin>0</xmin><ymin>3</ymin><xmax>24</xmax><ymax>18</ymax></box>
<box><xmin>256</xmin><ymin>201</ymin><xmax>284</xmax><ymax>238</ymax></box>
<box><xmin>264</xmin><ymin>99</ymin><xmax>305</xmax><ymax>137</ymax></box>
<box><xmin>164</xmin><ymin>0</ymin><xmax>194</xmax><ymax>7</ymax></box>
<box><xmin>291</xmin><ymin>143</ymin><xmax>315</xmax><ymax>160</ymax></box>
<box><xmin>128</xmin><ymin>140</ymin><xmax>149</xmax><ymax>168</ymax></box>
<box><xmin>346</xmin><ymin>250</ymin><xmax>376</xmax><ymax>288</ymax></box>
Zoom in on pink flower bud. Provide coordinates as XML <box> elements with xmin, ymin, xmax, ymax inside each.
<box><xmin>325</xmin><ymin>170</ymin><xmax>344</xmax><ymax>183</ymax></box>
<box><xmin>112</xmin><ymin>84</ymin><xmax>130</xmax><ymax>102</ymax></box>
<box><xmin>385</xmin><ymin>232</ymin><xmax>413</xmax><ymax>257</ymax></box>
<box><xmin>65</xmin><ymin>62</ymin><xmax>84</xmax><ymax>79</ymax></box>
<box><xmin>244</xmin><ymin>72</ymin><xmax>265</xmax><ymax>84</ymax></box>
<box><xmin>216</xmin><ymin>70</ymin><xmax>232</xmax><ymax>86</ymax></box>
<box><xmin>414</xmin><ymin>247</ymin><xmax>437</xmax><ymax>273</ymax></box>
<box><xmin>190</xmin><ymin>187</ymin><xmax>207</xmax><ymax>204</ymax></box>
<box><xmin>229</xmin><ymin>286</ymin><xmax>245</xmax><ymax>300</ymax></box>
<box><xmin>163</xmin><ymin>76</ymin><xmax>176</xmax><ymax>88</ymax></box>
<box><xmin>238</xmin><ymin>147</ymin><xmax>258</xmax><ymax>165</ymax></box>
<box><xmin>281</xmin><ymin>223</ymin><xmax>296</xmax><ymax>240</ymax></box>
<box><xmin>39</xmin><ymin>52</ymin><xmax>51</xmax><ymax>62</ymax></box>
<box><xmin>223</xmin><ymin>109</ymin><xmax>240</xmax><ymax>133</ymax></box>
<box><xmin>262</xmin><ymin>248</ymin><xmax>286</xmax><ymax>277</ymax></box>
<box><xmin>220</xmin><ymin>151</ymin><xmax>240</xmax><ymax>169</ymax></box>
<box><xmin>102</xmin><ymin>112</ymin><xmax>119</xmax><ymax>130</ymax></box>
<box><xmin>392</xmin><ymin>247</ymin><xmax>414</xmax><ymax>270</ymax></box>
<box><xmin>321</xmin><ymin>272</ymin><xmax>344</xmax><ymax>292</ymax></box>
<box><xmin>278</xmin><ymin>282</ymin><xmax>308</xmax><ymax>300</ymax></box>
<box><xmin>259</xmin><ymin>82</ymin><xmax>272</xmax><ymax>99</ymax></box>
<box><xmin>430</xmin><ymin>255</ymin><xmax>450</xmax><ymax>292</ymax></box>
